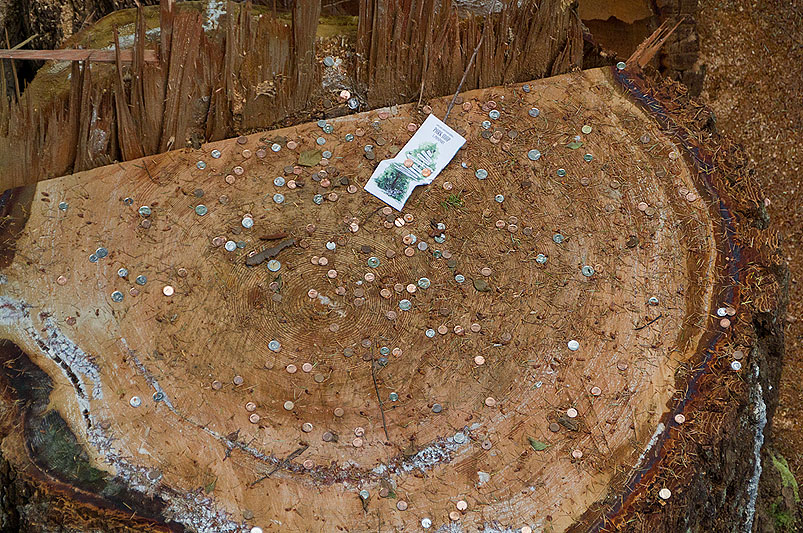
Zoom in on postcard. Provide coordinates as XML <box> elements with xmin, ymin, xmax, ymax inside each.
<box><xmin>364</xmin><ymin>114</ymin><xmax>466</xmax><ymax>210</ymax></box>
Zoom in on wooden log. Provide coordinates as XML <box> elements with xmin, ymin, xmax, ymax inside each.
<box><xmin>0</xmin><ymin>66</ymin><xmax>784</xmax><ymax>532</ymax></box>
<box><xmin>0</xmin><ymin>48</ymin><xmax>159</xmax><ymax>62</ymax></box>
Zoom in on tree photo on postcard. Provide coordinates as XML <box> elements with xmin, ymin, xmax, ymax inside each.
<box><xmin>374</xmin><ymin>142</ymin><xmax>439</xmax><ymax>201</ymax></box>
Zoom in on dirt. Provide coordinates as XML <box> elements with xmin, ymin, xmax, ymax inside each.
<box><xmin>697</xmin><ymin>0</ymin><xmax>803</xmax><ymax>529</ymax></box>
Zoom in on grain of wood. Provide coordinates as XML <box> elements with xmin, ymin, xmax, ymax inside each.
<box><xmin>0</xmin><ymin>67</ymin><xmax>773</xmax><ymax>532</ymax></box>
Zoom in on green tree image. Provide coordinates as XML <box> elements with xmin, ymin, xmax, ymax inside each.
<box><xmin>406</xmin><ymin>141</ymin><xmax>439</xmax><ymax>171</ymax></box>
<box><xmin>375</xmin><ymin>164</ymin><xmax>416</xmax><ymax>201</ymax></box>
<box><xmin>374</xmin><ymin>142</ymin><xmax>440</xmax><ymax>201</ymax></box>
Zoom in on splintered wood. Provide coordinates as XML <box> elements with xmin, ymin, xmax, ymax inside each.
<box><xmin>0</xmin><ymin>0</ymin><xmax>583</xmax><ymax>191</ymax></box>
<box><xmin>0</xmin><ymin>68</ymin><xmax>730</xmax><ymax>532</ymax></box>
<box><xmin>355</xmin><ymin>0</ymin><xmax>583</xmax><ymax>107</ymax></box>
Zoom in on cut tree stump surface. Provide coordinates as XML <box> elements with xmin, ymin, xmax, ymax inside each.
<box><xmin>0</xmin><ymin>67</ymin><xmax>779</xmax><ymax>532</ymax></box>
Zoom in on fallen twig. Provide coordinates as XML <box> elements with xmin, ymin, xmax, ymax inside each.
<box><xmin>245</xmin><ymin>238</ymin><xmax>295</xmax><ymax>267</ymax></box>
<box><xmin>634</xmin><ymin>313</ymin><xmax>663</xmax><ymax>330</ymax></box>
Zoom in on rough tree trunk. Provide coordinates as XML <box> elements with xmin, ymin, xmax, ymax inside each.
<box><xmin>0</xmin><ymin>0</ymin><xmax>587</xmax><ymax>191</ymax></box>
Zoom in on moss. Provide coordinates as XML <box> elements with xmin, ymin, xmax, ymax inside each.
<box><xmin>770</xmin><ymin>498</ymin><xmax>795</xmax><ymax>532</ymax></box>
<box><xmin>29</xmin><ymin>410</ymin><xmax>108</xmax><ymax>493</ymax></box>
<box><xmin>771</xmin><ymin>452</ymin><xmax>800</xmax><ymax>503</ymax></box>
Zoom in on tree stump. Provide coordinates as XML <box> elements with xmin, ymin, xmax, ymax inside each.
<box><xmin>0</xmin><ymin>66</ymin><xmax>784</xmax><ymax>532</ymax></box>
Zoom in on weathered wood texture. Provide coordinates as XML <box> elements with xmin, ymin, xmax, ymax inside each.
<box><xmin>0</xmin><ymin>67</ymin><xmax>784</xmax><ymax>532</ymax></box>
<box><xmin>355</xmin><ymin>0</ymin><xmax>583</xmax><ymax>107</ymax></box>
<box><xmin>0</xmin><ymin>48</ymin><xmax>159</xmax><ymax>62</ymax></box>
<box><xmin>0</xmin><ymin>0</ymin><xmax>585</xmax><ymax>192</ymax></box>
